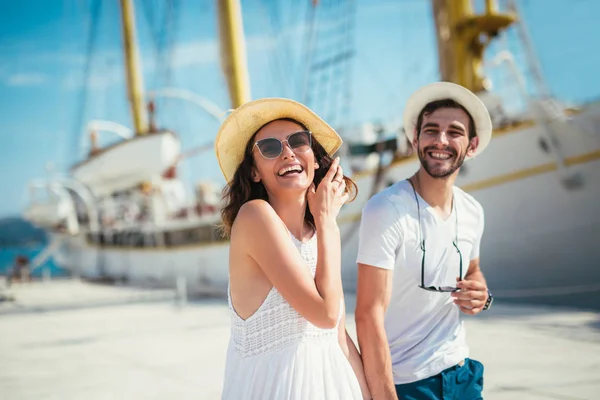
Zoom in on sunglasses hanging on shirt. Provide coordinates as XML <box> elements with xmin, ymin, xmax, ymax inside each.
<box><xmin>408</xmin><ymin>178</ymin><xmax>463</xmax><ymax>293</ymax></box>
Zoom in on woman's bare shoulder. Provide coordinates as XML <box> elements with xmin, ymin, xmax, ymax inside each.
<box><xmin>231</xmin><ymin>200</ymin><xmax>284</xmax><ymax>240</ymax></box>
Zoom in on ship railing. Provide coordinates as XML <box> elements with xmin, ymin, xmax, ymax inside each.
<box><xmin>26</xmin><ymin>180</ymin><xmax>80</xmax><ymax>235</ymax></box>
<box><xmin>27</xmin><ymin>235</ymin><xmax>66</xmax><ymax>282</ymax></box>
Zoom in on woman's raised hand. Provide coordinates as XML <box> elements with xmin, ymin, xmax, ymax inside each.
<box><xmin>307</xmin><ymin>157</ymin><xmax>349</xmax><ymax>224</ymax></box>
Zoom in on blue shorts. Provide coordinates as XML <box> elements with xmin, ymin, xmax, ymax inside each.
<box><xmin>395</xmin><ymin>358</ymin><xmax>484</xmax><ymax>400</ymax></box>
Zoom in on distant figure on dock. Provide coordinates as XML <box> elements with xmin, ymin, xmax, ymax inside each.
<box><xmin>355</xmin><ymin>82</ymin><xmax>495</xmax><ymax>399</ymax></box>
<box><xmin>215</xmin><ymin>98</ymin><xmax>370</xmax><ymax>399</ymax></box>
<box><xmin>8</xmin><ymin>255</ymin><xmax>31</xmax><ymax>285</ymax></box>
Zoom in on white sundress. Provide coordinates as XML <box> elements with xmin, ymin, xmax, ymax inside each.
<box><xmin>221</xmin><ymin>233</ymin><xmax>363</xmax><ymax>400</ymax></box>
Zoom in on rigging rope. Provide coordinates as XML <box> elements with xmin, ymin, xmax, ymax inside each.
<box><xmin>141</xmin><ymin>0</ymin><xmax>179</xmax><ymax>92</ymax></box>
<box><xmin>303</xmin><ymin>0</ymin><xmax>356</xmax><ymax>130</ymax></box>
<box><xmin>300</xmin><ymin>0</ymin><xmax>320</xmax><ymax>104</ymax></box>
<box><xmin>70</xmin><ymin>0</ymin><xmax>102</xmax><ymax>163</ymax></box>
<box><xmin>338</xmin><ymin>0</ymin><xmax>356</xmax><ymax>135</ymax></box>
<box><xmin>159</xmin><ymin>0</ymin><xmax>179</xmax><ymax>89</ymax></box>
<box><xmin>255</xmin><ymin>0</ymin><xmax>288</xmax><ymax>96</ymax></box>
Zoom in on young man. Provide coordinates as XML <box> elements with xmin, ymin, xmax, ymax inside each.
<box><xmin>355</xmin><ymin>82</ymin><xmax>494</xmax><ymax>400</ymax></box>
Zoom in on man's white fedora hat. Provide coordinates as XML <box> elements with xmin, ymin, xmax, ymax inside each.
<box><xmin>403</xmin><ymin>81</ymin><xmax>493</xmax><ymax>158</ymax></box>
<box><xmin>215</xmin><ymin>98</ymin><xmax>343</xmax><ymax>183</ymax></box>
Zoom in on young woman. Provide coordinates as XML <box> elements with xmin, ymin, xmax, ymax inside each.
<box><xmin>216</xmin><ymin>98</ymin><xmax>371</xmax><ymax>399</ymax></box>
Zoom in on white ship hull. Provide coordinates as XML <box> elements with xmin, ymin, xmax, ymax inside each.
<box><xmin>47</xmin><ymin>105</ymin><xmax>600</xmax><ymax>307</ymax></box>
<box><xmin>52</xmin><ymin>233</ymin><xmax>230</xmax><ymax>296</ymax></box>
<box><xmin>341</xmin><ymin>157</ymin><xmax>600</xmax><ymax>306</ymax></box>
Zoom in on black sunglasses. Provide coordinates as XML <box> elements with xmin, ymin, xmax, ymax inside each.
<box><xmin>408</xmin><ymin>179</ymin><xmax>462</xmax><ymax>293</ymax></box>
<box><xmin>254</xmin><ymin>130</ymin><xmax>312</xmax><ymax>159</ymax></box>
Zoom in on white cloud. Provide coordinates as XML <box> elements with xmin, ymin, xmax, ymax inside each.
<box><xmin>169</xmin><ymin>40</ymin><xmax>219</xmax><ymax>68</ymax></box>
<box><xmin>246</xmin><ymin>34</ymin><xmax>277</xmax><ymax>52</ymax></box>
<box><xmin>168</xmin><ymin>35</ymin><xmax>276</xmax><ymax>69</ymax></box>
<box><xmin>5</xmin><ymin>72</ymin><xmax>48</xmax><ymax>86</ymax></box>
<box><xmin>5</xmin><ymin>33</ymin><xmax>278</xmax><ymax>91</ymax></box>
<box><xmin>62</xmin><ymin>66</ymin><xmax>123</xmax><ymax>90</ymax></box>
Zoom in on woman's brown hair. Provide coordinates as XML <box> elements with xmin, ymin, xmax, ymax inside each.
<box><xmin>219</xmin><ymin>118</ymin><xmax>357</xmax><ymax>237</ymax></box>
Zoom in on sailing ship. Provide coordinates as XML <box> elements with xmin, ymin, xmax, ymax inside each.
<box><xmin>22</xmin><ymin>0</ymin><xmax>600</xmax><ymax>308</ymax></box>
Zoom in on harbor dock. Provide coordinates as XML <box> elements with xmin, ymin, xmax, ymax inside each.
<box><xmin>1</xmin><ymin>279</ymin><xmax>598</xmax><ymax>400</ymax></box>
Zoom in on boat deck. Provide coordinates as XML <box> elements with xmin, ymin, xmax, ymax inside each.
<box><xmin>1</xmin><ymin>279</ymin><xmax>598</xmax><ymax>399</ymax></box>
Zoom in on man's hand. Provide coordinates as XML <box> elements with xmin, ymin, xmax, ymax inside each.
<box><xmin>451</xmin><ymin>278</ymin><xmax>488</xmax><ymax>315</ymax></box>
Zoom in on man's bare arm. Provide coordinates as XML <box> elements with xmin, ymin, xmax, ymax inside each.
<box><xmin>355</xmin><ymin>263</ymin><xmax>397</xmax><ymax>399</ymax></box>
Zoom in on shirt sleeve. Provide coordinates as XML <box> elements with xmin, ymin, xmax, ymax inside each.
<box><xmin>356</xmin><ymin>196</ymin><xmax>403</xmax><ymax>270</ymax></box>
<box><xmin>470</xmin><ymin>203</ymin><xmax>485</xmax><ymax>260</ymax></box>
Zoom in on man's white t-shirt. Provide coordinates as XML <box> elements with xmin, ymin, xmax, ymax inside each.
<box><xmin>356</xmin><ymin>179</ymin><xmax>484</xmax><ymax>385</ymax></box>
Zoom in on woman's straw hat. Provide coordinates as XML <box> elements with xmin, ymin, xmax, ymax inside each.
<box><xmin>215</xmin><ymin>98</ymin><xmax>343</xmax><ymax>183</ymax></box>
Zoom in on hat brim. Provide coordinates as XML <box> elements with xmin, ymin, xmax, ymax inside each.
<box><xmin>403</xmin><ymin>82</ymin><xmax>492</xmax><ymax>159</ymax></box>
<box><xmin>215</xmin><ymin>98</ymin><xmax>343</xmax><ymax>183</ymax></box>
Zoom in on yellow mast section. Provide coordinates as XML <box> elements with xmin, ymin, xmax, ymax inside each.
<box><xmin>431</xmin><ymin>0</ymin><xmax>516</xmax><ymax>93</ymax></box>
<box><xmin>119</xmin><ymin>0</ymin><xmax>149</xmax><ymax>135</ymax></box>
<box><xmin>217</xmin><ymin>0</ymin><xmax>251</xmax><ymax>108</ymax></box>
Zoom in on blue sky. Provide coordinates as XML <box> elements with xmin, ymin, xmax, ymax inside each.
<box><xmin>0</xmin><ymin>0</ymin><xmax>599</xmax><ymax>218</ymax></box>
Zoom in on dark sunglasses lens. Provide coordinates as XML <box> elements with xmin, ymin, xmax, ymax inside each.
<box><xmin>440</xmin><ymin>286</ymin><xmax>458</xmax><ymax>292</ymax></box>
<box><xmin>288</xmin><ymin>131</ymin><xmax>311</xmax><ymax>152</ymax></box>
<box><xmin>420</xmin><ymin>285</ymin><xmax>457</xmax><ymax>293</ymax></box>
<box><xmin>257</xmin><ymin>139</ymin><xmax>282</xmax><ymax>158</ymax></box>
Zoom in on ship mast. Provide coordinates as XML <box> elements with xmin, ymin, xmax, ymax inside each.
<box><xmin>431</xmin><ymin>0</ymin><xmax>516</xmax><ymax>93</ymax></box>
<box><xmin>217</xmin><ymin>0</ymin><xmax>252</xmax><ymax>108</ymax></box>
<box><xmin>119</xmin><ymin>0</ymin><xmax>149</xmax><ymax>135</ymax></box>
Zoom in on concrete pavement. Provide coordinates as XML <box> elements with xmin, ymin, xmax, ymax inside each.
<box><xmin>0</xmin><ymin>280</ymin><xmax>598</xmax><ymax>399</ymax></box>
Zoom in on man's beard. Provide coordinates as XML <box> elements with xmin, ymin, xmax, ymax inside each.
<box><xmin>417</xmin><ymin>144</ymin><xmax>468</xmax><ymax>178</ymax></box>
